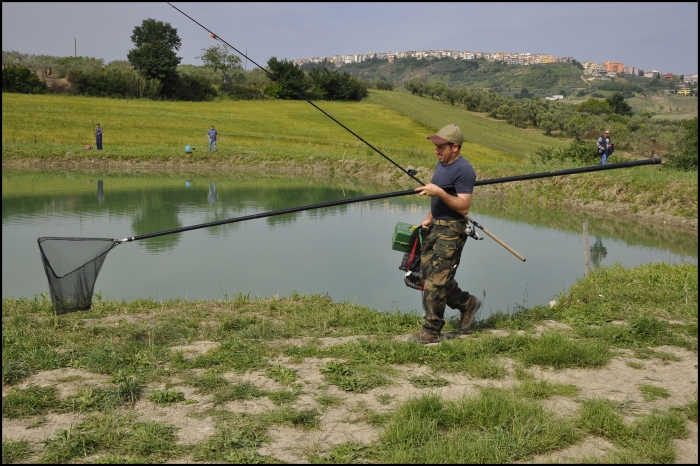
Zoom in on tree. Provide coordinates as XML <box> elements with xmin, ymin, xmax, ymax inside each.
<box><xmin>197</xmin><ymin>45</ymin><xmax>241</xmax><ymax>84</ymax></box>
<box><xmin>127</xmin><ymin>18</ymin><xmax>182</xmax><ymax>91</ymax></box>
<box><xmin>308</xmin><ymin>66</ymin><xmax>368</xmax><ymax>101</ymax></box>
<box><xmin>265</xmin><ymin>57</ymin><xmax>309</xmax><ymax>99</ymax></box>
<box><xmin>606</xmin><ymin>93</ymin><xmax>633</xmax><ymax>116</ymax></box>
<box><xmin>577</xmin><ymin>98</ymin><xmax>611</xmax><ymax>115</ymax></box>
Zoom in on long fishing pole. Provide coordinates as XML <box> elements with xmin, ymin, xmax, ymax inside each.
<box><xmin>165</xmin><ymin>4</ymin><xmax>657</xmax><ymax>261</ymax></box>
<box><xmin>117</xmin><ymin>158</ymin><xmax>661</xmax><ymax>243</ymax></box>
<box><xmin>166</xmin><ymin>2</ymin><xmax>424</xmax><ymax>186</ymax></box>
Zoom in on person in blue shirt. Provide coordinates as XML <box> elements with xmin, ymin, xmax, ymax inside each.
<box><xmin>412</xmin><ymin>124</ymin><xmax>482</xmax><ymax>344</ymax></box>
<box><xmin>207</xmin><ymin>125</ymin><xmax>219</xmax><ymax>152</ymax></box>
<box><xmin>95</xmin><ymin>123</ymin><xmax>103</xmax><ymax>150</ymax></box>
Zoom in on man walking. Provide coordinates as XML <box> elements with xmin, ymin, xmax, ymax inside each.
<box><xmin>95</xmin><ymin>123</ymin><xmax>103</xmax><ymax>150</ymax></box>
<box><xmin>597</xmin><ymin>129</ymin><xmax>611</xmax><ymax>165</ymax></box>
<box><xmin>412</xmin><ymin>124</ymin><xmax>481</xmax><ymax>344</ymax></box>
<box><xmin>207</xmin><ymin>125</ymin><xmax>219</xmax><ymax>152</ymax></box>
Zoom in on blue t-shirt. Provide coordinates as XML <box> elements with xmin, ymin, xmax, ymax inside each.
<box><xmin>430</xmin><ymin>156</ymin><xmax>476</xmax><ymax>220</ymax></box>
<box><xmin>207</xmin><ymin>129</ymin><xmax>218</xmax><ymax>139</ymax></box>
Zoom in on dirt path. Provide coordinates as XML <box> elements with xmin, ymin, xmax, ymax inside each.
<box><xmin>3</xmin><ymin>328</ymin><xmax>697</xmax><ymax>463</ymax></box>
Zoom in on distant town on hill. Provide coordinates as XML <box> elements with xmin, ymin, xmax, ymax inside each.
<box><xmin>294</xmin><ymin>49</ymin><xmax>697</xmax><ymax>85</ymax></box>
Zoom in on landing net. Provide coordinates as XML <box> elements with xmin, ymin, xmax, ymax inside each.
<box><xmin>37</xmin><ymin>237</ymin><xmax>118</xmax><ymax>314</ymax></box>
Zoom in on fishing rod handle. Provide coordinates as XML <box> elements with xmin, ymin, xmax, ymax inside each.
<box><xmin>466</xmin><ymin>215</ymin><xmax>526</xmax><ymax>262</ymax></box>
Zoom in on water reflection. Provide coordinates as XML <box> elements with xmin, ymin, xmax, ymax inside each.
<box><xmin>1</xmin><ymin>168</ymin><xmax>696</xmax><ymax>317</ymax></box>
<box><xmin>97</xmin><ymin>180</ymin><xmax>104</xmax><ymax>204</ymax></box>
<box><xmin>474</xmin><ymin>195</ymin><xmax>697</xmax><ymax>259</ymax></box>
<box><xmin>130</xmin><ymin>188</ymin><xmax>183</xmax><ymax>252</ymax></box>
<box><xmin>207</xmin><ymin>182</ymin><xmax>217</xmax><ymax>205</ymax></box>
<box><xmin>590</xmin><ymin>236</ymin><xmax>608</xmax><ymax>268</ymax></box>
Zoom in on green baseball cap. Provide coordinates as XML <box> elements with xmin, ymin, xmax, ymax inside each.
<box><xmin>427</xmin><ymin>124</ymin><xmax>463</xmax><ymax>146</ymax></box>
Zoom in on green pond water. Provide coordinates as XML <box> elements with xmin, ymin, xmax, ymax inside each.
<box><xmin>2</xmin><ymin>168</ymin><xmax>697</xmax><ymax>319</ymax></box>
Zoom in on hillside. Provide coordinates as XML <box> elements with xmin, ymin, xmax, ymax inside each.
<box><xmin>307</xmin><ymin>58</ymin><xmax>583</xmax><ymax>96</ymax></box>
<box><xmin>304</xmin><ymin>58</ymin><xmax>691</xmax><ymax>104</ymax></box>
<box><xmin>365</xmin><ymin>90</ymin><xmax>569</xmax><ymax>157</ymax></box>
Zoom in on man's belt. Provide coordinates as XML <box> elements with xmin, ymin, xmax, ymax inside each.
<box><xmin>433</xmin><ymin>218</ymin><xmax>467</xmax><ymax>226</ymax></box>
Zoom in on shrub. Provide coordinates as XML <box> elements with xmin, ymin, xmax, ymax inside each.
<box><xmin>577</xmin><ymin>98</ymin><xmax>611</xmax><ymax>115</ymax></box>
<box><xmin>665</xmin><ymin>117</ymin><xmax>698</xmax><ymax>171</ymax></box>
<box><xmin>2</xmin><ymin>66</ymin><xmax>48</xmax><ymax>94</ymax></box>
<box><xmin>533</xmin><ymin>140</ymin><xmax>599</xmax><ymax>165</ymax></box>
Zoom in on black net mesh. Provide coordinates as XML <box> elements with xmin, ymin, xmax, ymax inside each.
<box><xmin>37</xmin><ymin>237</ymin><xmax>118</xmax><ymax>314</ymax></box>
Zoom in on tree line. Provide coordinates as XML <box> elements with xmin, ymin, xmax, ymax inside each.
<box><xmin>402</xmin><ymin>78</ymin><xmax>696</xmax><ymax>170</ymax></box>
<box><xmin>2</xmin><ymin>18</ymin><xmax>380</xmax><ymax>102</ymax></box>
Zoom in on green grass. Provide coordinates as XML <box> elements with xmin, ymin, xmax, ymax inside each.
<box><xmin>408</xmin><ymin>375</ymin><xmax>450</xmax><ymax>388</ymax></box>
<box><xmin>576</xmin><ymin>398</ymin><xmax>689</xmax><ymax>463</ymax></box>
<box><xmin>0</xmin><ymin>92</ymin><xmax>515</xmax><ymax>170</ymax></box>
<box><xmin>377</xmin><ymin>390</ymin><xmax>580</xmax><ymax>463</ymax></box>
<box><xmin>2</xmin><ymin>439</ymin><xmax>33</xmax><ymax>464</ymax></box>
<box><xmin>640</xmin><ymin>384</ymin><xmax>672</xmax><ymax>402</ymax></box>
<box><xmin>367</xmin><ymin>89</ymin><xmax>570</xmax><ymax>158</ymax></box>
<box><xmin>39</xmin><ymin>413</ymin><xmax>184</xmax><ymax>464</ymax></box>
<box><xmin>1</xmin><ymin>262</ymin><xmax>696</xmax><ymax>463</ymax></box>
<box><xmin>148</xmin><ymin>389</ymin><xmax>186</xmax><ymax>405</ymax></box>
<box><xmin>2</xmin><ymin>385</ymin><xmax>59</xmax><ymax>419</ymax></box>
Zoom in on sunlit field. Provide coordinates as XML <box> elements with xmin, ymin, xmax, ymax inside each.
<box><xmin>1</xmin><ymin>92</ymin><xmax>520</xmax><ymax>167</ymax></box>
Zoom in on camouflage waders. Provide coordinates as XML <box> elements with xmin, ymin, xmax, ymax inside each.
<box><xmin>419</xmin><ymin>219</ymin><xmax>472</xmax><ymax>334</ymax></box>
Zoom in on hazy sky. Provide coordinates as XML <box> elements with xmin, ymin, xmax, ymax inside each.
<box><xmin>3</xmin><ymin>2</ymin><xmax>697</xmax><ymax>74</ymax></box>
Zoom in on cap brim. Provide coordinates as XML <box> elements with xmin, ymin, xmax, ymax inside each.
<box><xmin>427</xmin><ymin>135</ymin><xmax>450</xmax><ymax>145</ymax></box>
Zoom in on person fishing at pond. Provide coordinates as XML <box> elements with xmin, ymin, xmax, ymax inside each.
<box><xmin>207</xmin><ymin>125</ymin><xmax>219</xmax><ymax>152</ymax></box>
<box><xmin>412</xmin><ymin>124</ymin><xmax>482</xmax><ymax>344</ymax></box>
<box><xmin>597</xmin><ymin>129</ymin><xmax>613</xmax><ymax>165</ymax></box>
<box><xmin>94</xmin><ymin>123</ymin><xmax>103</xmax><ymax>150</ymax></box>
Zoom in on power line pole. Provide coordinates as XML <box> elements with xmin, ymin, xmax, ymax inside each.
<box><xmin>74</xmin><ymin>38</ymin><xmax>76</xmax><ymax>57</ymax></box>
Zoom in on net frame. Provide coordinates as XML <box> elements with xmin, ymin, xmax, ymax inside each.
<box><xmin>37</xmin><ymin>237</ymin><xmax>118</xmax><ymax>314</ymax></box>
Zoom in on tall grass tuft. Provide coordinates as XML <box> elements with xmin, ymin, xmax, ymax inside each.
<box><xmin>378</xmin><ymin>389</ymin><xmax>579</xmax><ymax>463</ymax></box>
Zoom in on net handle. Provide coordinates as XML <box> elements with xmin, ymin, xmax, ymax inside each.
<box><xmin>118</xmin><ymin>158</ymin><xmax>660</xmax><ymax>243</ymax></box>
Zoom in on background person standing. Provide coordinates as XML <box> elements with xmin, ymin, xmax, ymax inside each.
<box><xmin>597</xmin><ymin>129</ymin><xmax>611</xmax><ymax>165</ymax></box>
<box><xmin>94</xmin><ymin>123</ymin><xmax>103</xmax><ymax>150</ymax></box>
<box><xmin>207</xmin><ymin>125</ymin><xmax>219</xmax><ymax>152</ymax></box>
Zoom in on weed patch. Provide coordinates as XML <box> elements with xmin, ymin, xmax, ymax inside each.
<box><xmin>2</xmin><ymin>439</ymin><xmax>33</xmax><ymax>464</ymax></box>
<box><xmin>639</xmin><ymin>384</ymin><xmax>671</xmax><ymax>402</ymax></box>
<box><xmin>376</xmin><ymin>390</ymin><xmax>579</xmax><ymax>463</ymax></box>
<box><xmin>319</xmin><ymin>360</ymin><xmax>389</xmax><ymax>393</ymax></box>
<box><xmin>148</xmin><ymin>389</ymin><xmax>186</xmax><ymax>405</ymax></box>
<box><xmin>2</xmin><ymin>385</ymin><xmax>58</xmax><ymax>419</ymax></box>
<box><xmin>408</xmin><ymin>375</ymin><xmax>450</xmax><ymax>388</ymax></box>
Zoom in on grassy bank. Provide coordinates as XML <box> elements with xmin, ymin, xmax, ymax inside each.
<box><xmin>2</xmin><ymin>262</ymin><xmax>697</xmax><ymax>463</ymax></box>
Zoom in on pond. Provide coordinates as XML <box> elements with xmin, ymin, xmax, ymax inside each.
<box><xmin>2</xmin><ymin>168</ymin><xmax>697</xmax><ymax>320</ymax></box>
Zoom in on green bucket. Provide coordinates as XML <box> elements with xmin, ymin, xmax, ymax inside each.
<box><xmin>392</xmin><ymin>222</ymin><xmax>417</xmax><ymax>252</ymax></box>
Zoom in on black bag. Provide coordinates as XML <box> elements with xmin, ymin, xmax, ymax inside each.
<box><xmin>399</xmin><ymin>226</ymin><xmax>424</xmax><ymax>290</ymax></box>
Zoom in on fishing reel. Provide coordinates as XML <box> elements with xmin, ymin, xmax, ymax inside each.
<box><xmin>466</xmin><ymin>221</ymin><xmax>482</xmax><ymax>241</ymax></box>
